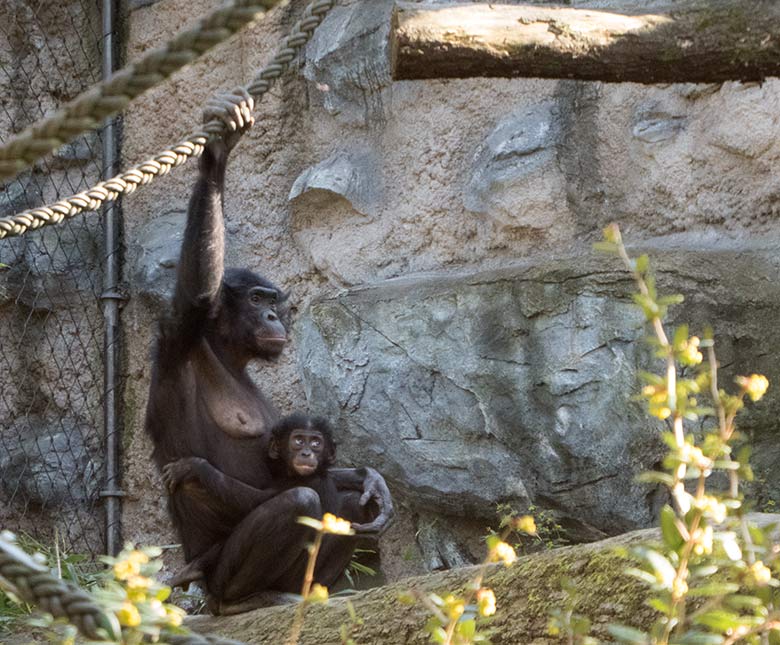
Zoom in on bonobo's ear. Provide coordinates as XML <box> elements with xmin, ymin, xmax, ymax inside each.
<box><xmin>268</xmin><ymin>438</ymin><xmax>281</xmax><ymax>460</ymax></box>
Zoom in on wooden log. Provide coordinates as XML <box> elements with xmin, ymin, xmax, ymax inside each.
<box><xmin>391</xmin><ymin>1</ymin><xmax>780</xmax><ymax>84</ymax></box>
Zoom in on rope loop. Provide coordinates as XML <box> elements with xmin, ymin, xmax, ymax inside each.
<box><xmin>0</xmin><ymin>0</ymin><xmax>336</xmax><ymax>239</ymax></box>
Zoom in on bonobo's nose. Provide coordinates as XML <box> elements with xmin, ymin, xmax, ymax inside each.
<box><xmin>264</xmin><ymin>310</ymin><xmax>278</xmax><ymax>322</ymax></box>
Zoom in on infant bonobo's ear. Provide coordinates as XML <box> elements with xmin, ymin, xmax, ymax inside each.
<box><xmin>268</xmin><ymin>438</ymin><xmax>281</xmax><ymax>460</ymax></box>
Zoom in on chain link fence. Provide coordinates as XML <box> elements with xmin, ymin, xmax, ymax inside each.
<box><xmin>0</xmin><ymin>0</ymin><xmax>116</xmax><ymax>559</ymax></box>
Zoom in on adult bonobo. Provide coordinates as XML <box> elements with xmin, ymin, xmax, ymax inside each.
<box><xmin>144</xmin><ymin>90</ymin><xmax>393</xmax><ymax>614</ymax></box>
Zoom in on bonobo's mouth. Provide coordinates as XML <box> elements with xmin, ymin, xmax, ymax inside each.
<box><xmin>294</xmin><ymin>463</ymin><xmax>317</xmax><ymax>476</ymax></box>
<box><xmin>257</xmin><ymin>336</ymin><xmax>287</xmax><ymax>346</ymax></box>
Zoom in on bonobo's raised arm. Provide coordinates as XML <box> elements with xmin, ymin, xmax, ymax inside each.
<box><xmin>163</xmin><ymin>457</ymin><xmax>279</xmax><ymax>518</ymax></box>
<box><xmin>165</xmin><ymin>90</ymin><xmax>256</xmax><ymax>356</ymax></box>
<box><xmin>329</xmin><ymin>467</ymin><xmax>394</xmax><ymax>534</ymax></box>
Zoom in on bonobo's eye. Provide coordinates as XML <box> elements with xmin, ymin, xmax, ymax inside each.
<box><xmin>293</xmin><ymin>437</ymin><xmax>305</xmax><ymax>448</ymax></box>
<box><xmin>311</xmin><ymin>438</ymin><xmax>321</xmax><ymax>449</ymax></box>
<box><xmin>248</xmin><ymin>286</ymin><xmax>278</xmax><ymax>306</ymax></box>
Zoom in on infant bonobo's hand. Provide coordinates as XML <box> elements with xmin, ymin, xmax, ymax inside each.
<box><xmin>202</xmin><ymin>88</ymin><xmax>255</xmax><ymax>160</ymax></box>
<box><xmin>162</xmin><ymin>457</ymin><xmax>205</xmax><ymax>493</ymax></box>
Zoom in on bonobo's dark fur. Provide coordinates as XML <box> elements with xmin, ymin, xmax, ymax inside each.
<box><xmin>143</xmin><ymin>93</ymin><xmax>393</xmax><ymax>614</ymax></box>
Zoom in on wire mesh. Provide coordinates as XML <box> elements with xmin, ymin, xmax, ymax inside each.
<box><xmin>0</xmin><ymin>0</ymin><xmax>111</xmax><ymax>559</ymax></box>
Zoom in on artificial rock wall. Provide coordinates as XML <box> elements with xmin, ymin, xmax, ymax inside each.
<box><xmin>121</xmin><ymin>0</ymin><xmax>780</xmax><ymax>580</ymax></box>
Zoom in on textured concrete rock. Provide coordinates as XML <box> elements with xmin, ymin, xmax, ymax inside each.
<box><xmin>466</xmin><ymin>101</ymin><xmax>568</xmax><ymax>228</ymax></box>
<box><xmin>130</xmin><ymin>210</ymin><xmax>186</xmax><ymax>306</ymax></box>
<box><xmin>0</xmin><ymin>416</ymin><xmax>101</xmax><ymax>506</ymax></box>
<box><xmin>303</xmin><ymin>0</ymin><xmax>393</xmax><ymax>125</ymax></box>
<box><xmin>115</xmin><ymin>0</ymin><xmax>780</xmax><ymax>581</ymax></box>
<box><xmin>299</xmin><ymin>238</ymin><xmax>780</xmax><ymax>538</ymax></box>
<box><xmin>290</xmin><ymin>149</ymin><xmax>381</xmax><ymax>217</ymax></box>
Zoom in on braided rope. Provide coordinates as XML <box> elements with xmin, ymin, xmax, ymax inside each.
<box><xmin>0</xmin><ymin>0</ymin><xmax>335</xmax><ymax>240</ymax></box>
<box><xmin>0</xmin><ymin>0</ymin><xmax>281</xmax><ymax>181</ymax></box>
<box><xmin>0</xmin><ymin>532</ymin><xmax>246</xmax><ymax>645</ymax></box>
<box><xmin>0</xmin><ymin>531</ymin><xmax>122</xmax><ymax>641</ymax></box>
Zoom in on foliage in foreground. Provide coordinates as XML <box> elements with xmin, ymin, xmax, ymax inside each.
<box><xmin>550</xmin><ymin>225</ymin><xmax>778</xmax><ymax>645</ymax></box>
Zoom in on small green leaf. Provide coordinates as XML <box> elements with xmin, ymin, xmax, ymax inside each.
<box><xmin>724</xmin><ymin>594</ymin><xmax>764</xmax><ymax>610</ymax></box>
<box><xmin>686</xmin><ymin>583</ymin><xmax>740</xmax><ymax>597</ymax></box>
<box><xmin>673</xmin><ymin>324</ymin><xmax>689</xmax><ymax>349</ymax></box>
<box><xmin>647</xmin><ymin>597</ymin><xmax>671</xmax><ymax>614</ymax></box>
<box><xmin>458</xmin><ymin>618</ymin><xmax>476</xmax><ymax>639</ymax></box>
<box><xmin>660</xmin><ymin>505</ymin><xmax>685</xmax><ymax>551</ymax></box>
<box><xmin>625</xmin><ymin>567</ymin><xmax>658</xmax><ymax>586</ymax></box>
<box><xmin>658</xmin><ymin>294</ymin><xmax>685</xmax><ymax>307</ymax></box>
<box><xmin>593</xmin><ymin>241</ymin><xmax>618</xmax><ymax>254</ymax></box>
<box><xmin>694</xmin><ymin>610</ymin><xmax>763</xmax><ymax>632</ymax></box>
<box><xmin>636</xmin><ymin>472</ymin><xmax>675</xmax><ymax>487</ymax></box>
<box><xmin>607</xmin><ymin>624</ymin><xmax>649</xmax><ymax>644</ymax></box>
<box><xmin>635</xmin><ymin>254</ymin><xmax>650</xmax><ymax>273</ymax></box>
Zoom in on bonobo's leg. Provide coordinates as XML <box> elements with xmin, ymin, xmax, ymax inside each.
<box><xmin>207</xmin><ymin>487</ymin><xmax>323</xmax><ymax>608</ymax></box>
<box><xmin>169</xmin><ymin>543</ymin><xmax>221</xmax><ymax>590</ymax></box>
<box><xmin>310</xmin><ymin>491</ymin><xmax>374</xmax><ymax>587</ymax></box>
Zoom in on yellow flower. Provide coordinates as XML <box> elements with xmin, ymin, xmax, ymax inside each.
<box><xmin>127</xmin><ymin>550</ymin><xmax>150</xmax><ymax>565</ymax></box>
<box><xmin>308</xmin><ymin>583</ymin><xmax>329</xmax><ymax>604</ymax></box>
<box><xmin>166</xmin><ymin>606</ymin><xmax>185</xmax><ymax>627</ymax></box>
<box><xmin>748</xmin><ymin>561</ymin><xmax>772</xmax><ymax>587</ymax></box>
<box><xmin>116</xmin><ymin>602</ymin><xmax>141</xmax><ymax>627</ymax></box>
<box><xmin>671</xmin><ymin>577</ymin><xmax>688</xmax><ymax>601</ymax></box>
<box><xmin>126</xmin><ymin>575</ymin><xmax>152</xmax><ymax>590</ymax></box>
<box><xmin>692</xmin><ymin>525</ymin><xmax>713</xmax><ymax>556</ymax></box>
<box><xmin>148</xmin><ymin>598</ymin><xmax>167</xmax><ymax>619</ymax></box>
<box><xmin>698</xmin><ymin>496</ymin><xmax>727</xmax><ymax>524</ymax></box>
<box><xmin>113</xmin><ymin>559</ymin><xmax>140</xmax><ymax>581</ymax></box>
<box><xmin>603</xmin><ymin>223</ymin><xmax>621</xmax><ymax>245</ymax></box>
<box><xmin>679</xmin><ymin>336</ymin><xmax>703</xmax><ymax>366</ymax></box>
<box><xmin>514</xmin><ymin>515</ymin><xmax>537</xmax><ymax>535</ymax></box>
<box><xmin>476</xmin><ymin>588</ymin><xmax>496</xmax><ymax>617</ymax></box>
<box><xmin>321</xmin><ymin>513</ymin><xmax>354</xmax><ymax>535</ymax></box>
<box><xmin>489</xmin><ymin>541</ymin><xmax>517</xmax><ymax>567</ymax></box>
<box><xmin>443</xmin><ymin>595</ymin><xmax>465</xmax><ymax>621</ymax></box>
<box><xmin>736</xmin><ymin>374</ymin><xmax>769</xmax><ymax>402</ymax></box>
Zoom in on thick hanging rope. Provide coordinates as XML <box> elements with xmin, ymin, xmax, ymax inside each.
<box><xmin>0</xmin><ymin>0</ymin><xmax>334</xmax><ymax>240</ymax></box>
<box><xmin>0</xmin><ymin>0</ymin><xmax>282</xmax><ymax>181</ymax></box>
<box><xmin>0</xmin><ymin>531</ymin><xmax>122</xmax><ymax>641</ymax></box>
<box><xmin>0</xmin><ymin>531</ymin><xmax>246</xmax><ymax>645</ymax></box>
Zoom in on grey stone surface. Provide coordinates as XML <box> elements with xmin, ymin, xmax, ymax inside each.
<box><xmin>632</xmin><ymin>104</ymin><xmax>687</xmax><ymax>143</ymax></box>
<box><xmin>465</xmin><ymin>101</ymin><xmax>565</xmax><ymax>228</ymax></box>
<box><xmin>303</xmin><ymin>0</ymin><xmax>393</xmax><ymax>126</ymax></box>
<box><xmin>299</xmin><ymin>238</ymin><xmax>780</xmax><ymax>537</ymax></box>
<box><xmin>130</xmin><ymin>210</ymin><xmax>186</xmax><ymax>306</ymax></box>
<box><xmin>289</xmin><ymin>149</ymin><xmax>381</xmax><ymax>217</ymax></box>
<box><xmin>0</xmin><ymin>416</ymin><xmax>101</xmax><ymax>506</ymax></box>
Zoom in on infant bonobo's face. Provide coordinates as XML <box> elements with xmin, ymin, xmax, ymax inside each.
<box><xmin>288</xmin><ymin>429</ymin><xmax>325</xmax><ymax>477</ymax></box>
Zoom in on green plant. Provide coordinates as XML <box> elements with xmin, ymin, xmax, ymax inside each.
<box><xmin>286</xmin><ymin>513</ymin><xmax>356</xmax><ymax>645</ymax></box>
<box><xmin>344</xmin><ymin>548</ymin><xmax>378</xmax><ymax>587</ymax></box>
<box><xmin>0</xmin><ymin>537</ymin><xmax>189</xmax><ymax>644</ymax></box>
<box><xmin>554</xmin><ymin>224</ymin><xmax>779</xmax><ymax>645</ymax></box>
<box><xmin>493</xmin><ymin>503</ymin><xmax>567</xmax><ymax>554</ymax></box>
<box><xmin>401</xmin><ymin>514</ymin><xmax>536</xmax><ymax>645</ymax></box>
<box><xmin>0</xmin><ymin>531</ymin><xmax>106</xmax><ymax>637</ymax></box>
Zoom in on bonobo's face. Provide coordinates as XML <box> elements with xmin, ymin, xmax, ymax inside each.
<box><xmin>246</xmin><ymin>285</ymin><xmax>287</xmax><ymax>359</ymax></box>
<box><xmin>287</xmin><ymin>429</ymin><xmax>325</xmax><ymax>477</ymax></box>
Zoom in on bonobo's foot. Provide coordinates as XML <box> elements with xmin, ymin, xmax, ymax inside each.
<box><xmin>207</xmin><ymin>591</ymin><xmax>300</xmax><ymax>616</ymax></box>
<box><xmin>169</xmin><ymin>561</ymin><xmax>205</xmax><ymax>591</ymax></box>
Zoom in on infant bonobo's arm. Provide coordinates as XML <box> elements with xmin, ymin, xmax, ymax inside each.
<box><xmin>162</xmin><ymin>457</ymin><xmax>279</xmax><ymax>516</ymax></box>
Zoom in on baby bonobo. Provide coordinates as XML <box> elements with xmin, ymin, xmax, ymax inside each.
<box><xmin>267</xmin><ymin>412</ymin><xmax>341</xmax><ymax>514</ymax></box>
<box><xmin>164</xmin><ymin>412</ymin><xmax>340</xmax><ymax>590</ymax></box>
